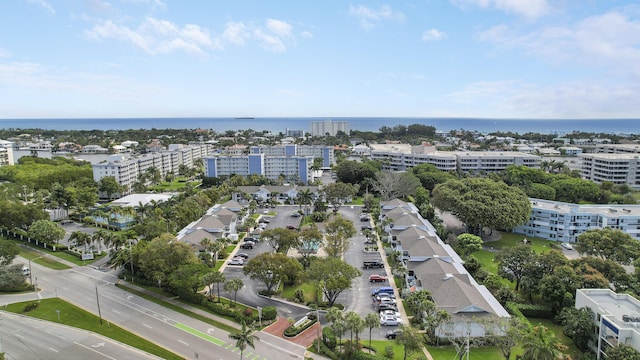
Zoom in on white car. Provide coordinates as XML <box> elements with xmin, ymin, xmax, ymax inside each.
<box><xmin>228</xmin><ymin>257</ymin><xmax>244</xmax><ymax>266</ymax></box>
<box><xmin>561</xmin><ymin>242</ymin><xmax>574</xmax><ymax>250</ymax></box>
<box><xmin>379</xmin><ymin>297</ymin><xmax>397</xmax><ymax>305</ymax></box>
<box><xmin>380</xmin><ymin>314</ymin><xmax>399</xmax><ymax>326</ymax></box>
<box><xmin>380</xmin><ymin>309</ymin><xmax>401</xmax><ymax>318</ymax></box>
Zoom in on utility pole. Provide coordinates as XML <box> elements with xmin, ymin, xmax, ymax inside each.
<box><xmin>95</xmin><ymin>286</ymin><xmax>103</xmax><ymax>325</ymax></box>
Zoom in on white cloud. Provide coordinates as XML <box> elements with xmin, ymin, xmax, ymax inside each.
<box><xmin>451</xmin><ymin>0</ymin><xmax>550</xmax><ymax>19</ymax></box>
<box><xmin>26</xmin><ymin>0</ymin><xmax>55</xmax><ymax>15</ymax></box>
<box><xmin>266</xmin><ymin>19</ymin><xmax>293</xmax><ymax>38</ymax></box>
<box><xmin>300</xmin><ymin>31</ymin><xmax>313</xmax><ymax>39</ymax></box>
<box><xmin>422</xmin><ymin>29</ymin><xmax>446</xmax><ymax>42</ymax></box>
<box><xmin>222</xmin><ymin>21</ymin><xmax>250</xmax><ymax>46</ymax></box>
<box><xmin>478</xmin><ymin>9</ymin><xmax>640</xmax><ymax>73</ymax></box>
<box><xmin>85</xmin><ymin>17</ymin><xmax>220</xmax><ymax>55</ymax></box>
<box><xmin>253</xmin><ymin>29</ymin><xmax>287</xmax><ymax>53</ymax></box>
<box><xmin>349</xmin><ymin>4</ymin><xmax>405</xmax><ymax>30</ymax></box>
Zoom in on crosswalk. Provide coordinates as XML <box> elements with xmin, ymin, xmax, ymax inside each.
<box><xmin>223</xmin><ymin>342</ymin><xmax>268</xmax><ymax>359</ymax></box>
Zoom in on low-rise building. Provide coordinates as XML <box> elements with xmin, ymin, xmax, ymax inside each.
<box><xmin>580</xmin><ymin>153</ymin><xmax>640</xmax><ymax>189</ymax></box>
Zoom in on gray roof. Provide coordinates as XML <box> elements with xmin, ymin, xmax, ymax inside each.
<box><xmin>400</xmin><ymin>237</ymin><xmax>450</xmax><ymax>257</ymax></box>
<box><xmin>220</xmin><ymin>200</ymin><xmax>244</xmax><ymax>211</ymax></box>
<box><xmin>420</xmin><ymin>273</ymin><xmax>495</xmax><ymax>315</ymax></box>
<box><xmin>180</xmin><ymin>229</ymin><xmax>222</xmax><ymax>250</ymax></box>
<box><xmin>193</xmin><ymin>215</ymin><xmax>226</xmax><ymax>230</ymax></box>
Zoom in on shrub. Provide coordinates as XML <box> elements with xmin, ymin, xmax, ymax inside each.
<box><xmin>243</xmin><ymin>307</ymin><xmax>254</xmax><ymax>317</ymax></box>
<box><xmin>384</xmin><ymin>345</ymin><xmax>394</xmax><ymax>359</ymax></box>
<box><xmin>323</xmin><ymin>326</ymin><xmax>337</xmax><ymax>350</ymax></box>
<box><xmin>23</xmin><ymin>302</ymin><xmax>39</xmax><ymax>312</ymax></box>
<box><xmin>261</xmin><ymin>306</ymin><xmax>277</xmax><ymax>321</ymax></box>
<box><xmin>294</xmin><ymin>289</ymin><xmax>305</xmax><ymax>303</ymax></box>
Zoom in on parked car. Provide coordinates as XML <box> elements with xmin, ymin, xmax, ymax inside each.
<box><xmin>240</xmin><ymin>242</ymin><xmax>254</xmax><ymax>249</ymax></box>
<box><xmin>379</xmin><ymin>314</ymin><xmax>399</xmax><ymax>326</ymax></box>
<box><xmin>385</xmin><ymin>329</ymin><xmax>402</xmax><ymax>339</ymax></box>
<box><xmin>379</xmin><ymin>297</ymin><xmax>397</xmax><ymax>305</ymax></box>
<box><xmin>258</xmin><ymin>218</ymin><xmax>270</xmax><ymax>223</ymax></box>
<box><xmin>361</xmin><ymin>225</ymin><xmax>373</xmax><ymax>231</ymax></box>
<box><xmin>369</xmin><ymin>274</ymin><xmax>388</xmax><ymax>282</ymax></box>
<box><xmin>376</xmin><ymin>293</ymin><xmax>396</xmax><ymax>301</ymax></box>
<box><xmin>286</xmin><ymin>225</ymin><xmax>298</xmax><ymax>230</ymax></box>
<box><xmin>290</xmin><ymin>212</ymin><xmax>301</xmax><ymax>218</ymax></box>
<box><xmin>360</xmin><ymin>216</ymin><xmax>370</xmax><ymax>222</ymax></box>
<box><xmin>228</xmin><ymin>258</ymin><xmax>244</xmax><ymax>266</ymax></box>
<box><xmin>378</xmin><ymin>303</ymin><xmax>398</xmax><ymax>312</ymax></box>
<box><xmin>235</xmin><ymin>253</ymin><xmax>250</xmax><ymax>259</ymax></box>
<box><xmin>380</xmin><ymin>309</ymin><xmax>401</xmax><ymax>318</ymax></box>
<box><xmin>561</xmin><ymin>242</ymin><xmax>574</xmax><ymax>250</ymax></box>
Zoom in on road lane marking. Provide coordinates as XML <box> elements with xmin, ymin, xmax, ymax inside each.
<box><xmin>112</xmin><ymin>309</ymin><xmax>121</xmax><ymax>314</ymax></box>
<box><xmin>178</xmin><ymin>340</ymin><xmax>189</xmax><ymax>346</ymax></box>
<box><xmin>143</xmin><ymin>323</ymin><xmax>152</xmax><ymax>328</ymax></box>
<box><xmin>49</xmin><ymin>347</ymin><xmax>59</xmax><ymax>352</ymax></box>
<box><xmin>74</xmin><ymin>341</ymin><xmax>117</xmax><ymax>360</ymax></box>
<box><xmin>174</xmin><ymin>323</ymin><xmax>225</xmax><ymax>346</ymax></box>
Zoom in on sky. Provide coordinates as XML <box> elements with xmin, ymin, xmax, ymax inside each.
<box><xmin>1</xmin><ymin>0</ymin><xmax>639</xmax><ymax>119</ymax></box>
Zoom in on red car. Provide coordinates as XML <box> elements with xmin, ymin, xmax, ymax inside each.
<box><xmin>369</xmin><ymin>274</ymin><xmax>388</xmax><ymax>282</ymax></box>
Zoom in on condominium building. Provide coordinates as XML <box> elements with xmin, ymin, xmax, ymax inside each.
<box><xmin>250</xmin><ymin>144</ymin><xmax>334</xmax><ymax>168</ymax></box>
<box><xmin>575</xmin><ymin>289</ymin><xmax>640</xmax><ymax>359</ymax></box>
<box><xmin>370</xmin><ymin>143</ymin><xmax>539</xmax><ymax>173</ymax></box>
<box><xmin>204</xmin><ymin>154</ymin><xmax>314</xmax><ymax>184</ymax></box>
<box><xmin>513</xmin><ymin>199</ymin><xmax>640</xmax><ymax>243</ymax></box>
<box><xmin>310</xmin><ymin>120</ymin><xmax>349</xmax><ymax>137</ymax></box>
<box><xmin>0</xmin><ymin>147</ymin><xmax>14</xmax><ymax>166</ymax></box>
<box><xmin>580</xmin><ymin>153</ymin><xmax>640</xmax><ymax>189</ymax></box>
<box><xmin>92</xmin><ymin>143</ymin><xmax>214</xmax><ymax>194</ymax></box>
<box><xmin>594</xmin><ymin>144</ymin><xmax>640</xmax><ymax>154</ymax></box>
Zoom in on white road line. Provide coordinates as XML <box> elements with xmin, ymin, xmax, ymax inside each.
<box><xmin>74</xmin><ymin>341</ymin><xmax>117</xmax><ymax>360</ymax></box>
<box><xmin>143</xmin><ymin>323</ymin><xmax>152</xmax><ymax>328</ymax></box>
<box><xmin>49</xmin><ymin>347</ymin><xmax>59</xmax><ymax>353</ymax></box>
<box><xmin>178</xmin><ymin>339</ymin><xmax>189</xmax><ymax>346</ymax></box>
<box><xmin>112</xmin><ymin>309</ymin><xmax>121</xmax><ymax>314</ymax></box>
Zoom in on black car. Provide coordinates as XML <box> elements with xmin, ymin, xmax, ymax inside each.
<box><xmin>385</xmin><ymin>329</ymin><xmax>402</xmax><ymax>339</ymax></box>
<box><xmin>258</xmin><ymin>218</ymin><xmax>270</xmax><ymax>223</ymax></box>
<box><xmin>240</xmin><ymin>242</ymin><xmax>254</xmax><ymax>249</ymax></box>
<box><xmin>235</xmin><ymin>253</ymin><xmax>250</xmax><ymax>259</ymax></box>
<box><xmin>361</xmin><ymin>225</ymin><xmax>373</xmax><ymax>231</ymax></box>
<box><xmin>378</xmin><ymin>303</ymin><xmax>398</xmax><ymax>312</ymax></box>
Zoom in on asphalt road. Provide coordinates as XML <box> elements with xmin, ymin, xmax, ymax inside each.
<box><xmin>0</xmin><ymin>310</ymin><xmax>160</xmax><ymax>360</ymax></box>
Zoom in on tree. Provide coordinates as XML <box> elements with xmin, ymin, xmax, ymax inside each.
<box><xmin>539</xmin><ymin>265</ymin><xmax>582</xmax><ymax>315</ymax></box>
<box><xmin>0</xmin><ymin>201</ymin><xmax>48</xmax><ymax>230</ymax></box>
<box><xmin>431</xmin><ymin>178</ymin><xmax>531</xmax><ymax>236</ymax></box>
<box><xmin>0</xmin><ymin>264</ymin><xmax>27</xmax><ymax>291</ymax></box>
<box><xmin>495</xmin><ymin>245</ymin><xmax>536</xmax><ymax>291</ymax></box>
<box><xmin>557</xmin><ymin>306</ymin><xmax>595</xmax><ymax>352</ymax></box>
<box><xmin>202</xmin><ymin>270</ymin><xmax>226</xmax><ymax>301</ymax></box>
<box><xmin>344</xmin><ymin>311</ymin><xmax>365</xmax><ymax>343</ymax></box>
<box><xmin>27</xmin><ymin>219</ymin><xmax>66</xmax><ymax>245</ymax></box>
<box><xmin>323</xmin><ymin>182</ymin><xmax>358</xmax><ymax>213</ymax></box>
<box><xmin>169</xmin><ymin>262</ymin><xmax>209</xmax><ymax>293</ymax></box>
<box><xmin>134</xmin><ymin>234</ymin><xmax>198</xmax><ymax>286</ymax></box>
<box><xmin>396</xmin><ymin>324</ymin><xmax>423</xmax><ymax>360</ymax></box>
<box><xmin>243</xmin><ymin>253</ymin><xmax>303</xmax><ymax>294</ymax></box>
<box><xmin>575</xmin><ymin>228</ymin><xmax>640</xmax><ymax>265</ymax></box>
<box><xmin>520</xmin><ymin>325</ymin><xmax>565</xmax><ymax>360</ymax></box>
<box><xmin>307</xmin><ymin>257</ymin><xmax>361</xmax><ymax>307</ymax></box>
<box><xmin>295</xmin><ymin>224</ymin><xmax>323</xmax><ymax>268</ymax></box>
<box><xmin>228</xmin><ymin>323</ymin><xmax>259</xmax><ymax>360</ymax></box>
<box><xmin>261</xmin><ymin>228</ymin><xmax>299</xmax><ymax>254</ymax></box>
<box><xmin>455</xmin><ymin>233</ymin><xmax>483</xmax><ymax>257</ymax></box>
<box><xmin>0</xmin><ymin>240</ymin><xmax>19</xmax><ymax>266</ymax></box>
<box><xmin>364</xmin><ymin>312</ymin><xmax>380</xmax><ymax>350</ymax></box>
<box><xmin>69</xmin><ymin>231</ymin><xmax>92</xmax><ymax>251</ymax></box>
<box><xmin>224</xmin><ymin>278</ymin><xmax>244</xmax><ymax>304</ymax></box>
<box><xmin>98</xmin><ymin>176</ymin><xmax>125</xmax><ymax>200</ymax></box>
<box><xmin>605</xmin><ymin>343</ymin><xmax>640</xmax><ymax>360</ymax></box>
<box><xmin>324</xmin><ymin>214</ymin><xmax>356</xmax><ymax>258</ymax></box>
<box><xmin>296</xmin><ymin>188</ymin><xmax>314</xmax><ymax>215</ymax></box>
<box><xmin>373</xmin><ymin>171</ymin><xmax>421</xmax><ymax>201</ymax></box>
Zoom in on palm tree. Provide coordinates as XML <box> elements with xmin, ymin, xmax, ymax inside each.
<box><xmin>364</xmin><ymin>312</ymin><xmax>380</xmax><ymax>350</ymax></box>
<box><xmin>297</xmin><ymin>188</ymin><xmax>314</xmax><ymax>215</ymax></box>
<box><xmin>520</xmin><ymin>326</ymin><xmax>564</xmax><ymax>360</ymax></box>
<box><xmin>345</xmin><ymin>311</ymin><xmax>365</xmax><ymax>343</ymax></box>
<box><xmin>331</xmin><ymin>319</ymin><xmax>347</xmax><ymax>349</ymax></box>
<box><xmin>228</xmin><ymin>322</ymin><xmax>258</xmax><ymax>360</ymax></box>
<box><xmin>202</xmin><ymin>271</ymin><xmax>225</xmax><ymax>301</ymax></box>
<box><xmin>69</xmin><ymin>231</ymin><xmax>91</xmax><ymax>251</ymax></box>
<box><xmin>224</xmin><ymin>278</ymin><xmax>244</xmax><ymax>305</ymax></box>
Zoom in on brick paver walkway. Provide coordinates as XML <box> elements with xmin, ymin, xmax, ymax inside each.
<box><xmin>263</xmin><ymin>317</ymin><xmax>321</xmax><ymax>348</ymax></box>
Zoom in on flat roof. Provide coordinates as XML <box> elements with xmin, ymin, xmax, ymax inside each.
<box><xmin>110</xmin><ymin>193</ymin><xmax>174</xmax><ymax>208</ymax></box>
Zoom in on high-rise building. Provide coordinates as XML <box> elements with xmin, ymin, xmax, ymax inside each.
<box><xmin>310</xmin><ymin>120</ymin><xmax>349</xmax><ymax>137</ymax></box>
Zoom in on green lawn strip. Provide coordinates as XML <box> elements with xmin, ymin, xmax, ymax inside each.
<box><xmin>4</xmin><ymin>298</ymin><xmax>182</xmax><ymax>360</ymax></box>
<box><xmin>116</xmin><ymin>283</ymin><xmax>240</xmax><ymax>333</ymax></box>
<box><xmin>174</xmin><ymin>322</ymin><xmax>226</xmax><ymax>346</ymax></box>
<box><xmin>366</xmin><ymin>340</ymin><xmax>424</xmax><ymax>359</ymax></box>
<box><xmin>9</xmin><ymin>237</ymin><xmax>103</xmax><ymax>268</ymax></box>
<box><xmin>281</xmin><ymin>282</ymin><xmax>317</xmax><ymax>303</ymax></box>
<box><xmin>14</xmin><ymin>242</ymin><xmax>72</xmax><ymax>270</ymax></box>
<box><xmin>427</xmin><ymin>344</ymin><xmax>505</xmax><ymax>360</ymax></box>
<box><xmin>528</xmin><ymin>318</ymin><xmax>581</xmax><ymax>359</ymax></box>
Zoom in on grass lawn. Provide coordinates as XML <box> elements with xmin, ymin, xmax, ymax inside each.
<box><xmin>366</xmin><ymin>340</ymin><xmax>425</xmax><ymax>360</ymax></box>
<box><xmin>528</xmin><ymin>318</ymin><xmax>582</xmax><ymax>359</ymax></box>
<box><xmin>149</xmin><ymin>178</ymin><xmax>198</xmax><ymax>191</ymax></box>
<box><xmin>428</xmin><ymin>345</ymin><xmax>506</xmax><ymax>360</ymax></box>
<box><xmin>5</xmin><ymin>298</ymin><xmax>182</xmax><ymax>360</ymax></box>
<box><xmin>281</xmin><ymin>282</ymin><xmax>317</xmax><ymax>304</ymax></box>
<box><xmin>16</xmin><ymin>243</ymin><xmax>72</xmax><ymax>270</ymax></box>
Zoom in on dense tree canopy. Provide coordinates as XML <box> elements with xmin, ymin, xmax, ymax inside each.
<box><xmin>431</xmin><ymin>178</ymin><xmax>531</xmax><ymax>235</ymax></box>
<box><xmin>133</xmin><ymin>234</ymin><xmax>198</xmax><ymax>285</ymax></box>
<box><xmin>27</xmin><ymin>220</ymin><xmax>66</xmax><ymax>245</ymax></box>
<box><xmin>307</xmin><ymin>257</ymin><xmax>361</xmax><ymax>307</ymax></box>
<box><xmin>373</xmin><ymin>171</ymin><xmax>421</xmax><ymax>201</ymax></box>
<box><xmin>0</xmin><ymin>240</ymin><xmax>19</xmax><ymax>266</ymax></box>
<box><xmin>243</xmin><ymin>253</ymin><xmax>303</xmax><ymax>293</ymax></box>
<box><xmin>323</xmin><ymin>182</ymin><xmax>358</xmax><ymax>213</ymax></box>
<box><xmin>496</xmin><ymin>245</ymin><xmax>536</xmax><ymax>291</ymax></box>
<box><xmin>575</xmin><ymin>228</ymin><xmax>640</xmax><ymax>265</ymax></box>
<box><xmin>324</xmin><ymin>214</ymin><xmax>356</xmax><ymax>258</ymax></box>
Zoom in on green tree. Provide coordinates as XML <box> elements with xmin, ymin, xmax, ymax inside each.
<box><xmin>27</xmin><ymin>219</ymin><xmax>66</xmax><ymax>245</ymax></box>
<box><xmin>98</xmin><ymin>176</ymin><xmax>125</xmax><ymax>200</ymax></box>
<box><xmin>295</xmin><ymin>224</ymin><xmax>323</xmax><ymax>268</ymax></box>
<box><xmin>0</xmin><ymin>201</ymin><xmax>48</xmax><ymax>230</ymax></box>
<box><xmin>134</xmin><ymin>234</ymin><xmax>198</xmax><ymax>285</ymax></box>
<box><xmin>605</xmin><ymin>343</ymin><xmax>640</xmax><ymax>360</ymax></box>
<box><xmin>455</xmin><ymin>233</ymin><xmax>483</xmax><ymax>257</ymax></box>
<box><xmin>373</xmin><ymin>171</ymin><xmax>421</xmax><ymax>201</ymax></box>
<box><xmin>243</xmin><ymin>253</ymin><xmax>303</xmax><ymax>293</ymax></box>
<box><xmin>69</xmin><ymin>231</ymin><xmax>92</xmax><ymax>251</ymax></box>
<box><xmin>0</xmin><ymin>240</ymin><xmax>19</xmax><ymax>266</ymax></box>
<box><xmin>0</xmin><ymin>264</ymin><xmax>27</xmax><ymax>291</ymax></box>
<box><xmin>228</xmin><ymin>323</ymin><xmax>259</xmax><ymax>360</ymax></box>
<box><xmin>344</xmin><ymin>311</ymin><xmax>365</xmax><ymax>343</ymax></box>
<box><xmin>495</xmin><ymin>245</ymin><xmax>536</xmax><ymax>291</ymax></box>
<box><xmin>307</xmin><ymin>257</ymin><xmax>361</xmax><ymax>307</ymax></box>
<box><xmin>169</xmin><ymin>262</ymin><xmax>209</xmax><ymax>293</ymax></box>
<box><xmin>396</xmin><ymin>324</ymin><xmax>423</xmax><ymax>360</ymax></box>
<box><xmin>202</xmin><ymin>270</ymin><xmax>226</xmax><ymax>301</ymax></box>
<box><xmin>575</xmin><ymin>228</ymin><xmax>640</xmax><ymax>265</ymax></box>
<box><xmin>296</xmin><ymin>188</ymin><xmax>314</xmax><ymax>215</ymax></box>
<box><xmin>261</xmin><ymin>228</ymin><xmax>299</xmax><ymax>254</ymax></box>
<box><xmin>431</xmin><ymin>177</ymin><xmax>531</xmax><ymax>236</ymax></box>
<box><xmin>323</xmin><ymin>182</ymin><xmax>358</xmax><ymax>213</ymax></box>
<box><xmin>539</xmin><ymin>265</ymin><xmax>582</xmax><ymax>315</ymax></box>
<box><xmin>364</xmin><ymin>312</ymin><xmax>380</xmax><ymax>350</ymax></box>
<box><xmin>520</xmin><ymin>325</ymin><xmax>565</xmax><ymax>360</ymax></box>
<box><xmin>557</xmin><ymin>306</ymin><xmax>595</xmax><ymax>352</ymax></box>
<box><xmin>324</xmin><ymin>214</ymin><xmax>356</xmax><ymax>258</ymax></box>
<box><xmin>224</xmin><ymin>278</ymin><xmax>244</xmax><ymax>304</ymax></box>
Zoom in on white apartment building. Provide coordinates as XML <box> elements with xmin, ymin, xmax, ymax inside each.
<box><xmin>513</xmin><ymin>199</ymin><xmax>640</xmax><ymax>243</ymax></box>
<box><xmin>576</xmin><ymin>289</ymin><xmax>640</xmax><ymax>359</ymax></box>
<box><xmin>595</xmin><ymin>144</ymin><xmax>640</xmax><ymax>154</ymax></box>
<box><xmin>580</xmin><ymin>153</ymin><xmax>640</xmax><ymax>189</ymax></box>
<box><xmin>0</xmin><ymin>147</ymin><xmax>14</xmax><ymax>166</ymax></box>
<box><xmin>204</xmin><ymin>153</ymin><xmax>314</xmax><ymax>184</ymax></box>
<box><xmin>92</xmin><ymin>143</ymin><xmax>214</xmax><ymax>194</ymax></box>
<box><xmin>370</xmin><ymin>143</ymin><xmax>539</xmax><ymax>173</ymax></box>
<box><xmin>250</xmin><ymin>144</ymin><xmax>334</xmax><ymax>168</ymax></box>
<box><xmin>310</xmin><ymin>120</ymin><xmax>349</xmax><ymax>137</ymax></box>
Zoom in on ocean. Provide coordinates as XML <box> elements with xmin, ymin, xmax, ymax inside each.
<box><xmin>0</xmin><ymin>117</ymin><xmax>638</xmax><ymax>135</ymax></box>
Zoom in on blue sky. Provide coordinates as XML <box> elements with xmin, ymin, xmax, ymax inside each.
<box><xmin>1</xmin><ymin>0</ymin><xmax>639</xmax><ymax>119</ymax></box>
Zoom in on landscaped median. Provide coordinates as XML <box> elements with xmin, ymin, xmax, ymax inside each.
<box><xmin>284</xmin><ymin>313</ymin><xmax>318</xmax><ymax>337</ymax></box>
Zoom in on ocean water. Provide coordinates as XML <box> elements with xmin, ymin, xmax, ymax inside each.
<box><xmin>0</xmin><ymin>117</ymin><xmax>638</xmax><ymax>135</ymax></box>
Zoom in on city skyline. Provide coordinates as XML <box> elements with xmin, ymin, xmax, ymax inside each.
<box><xmin>1</xmin><ymin>1</ymin><xmax>639</xmax><ymax>119</ymax></box>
